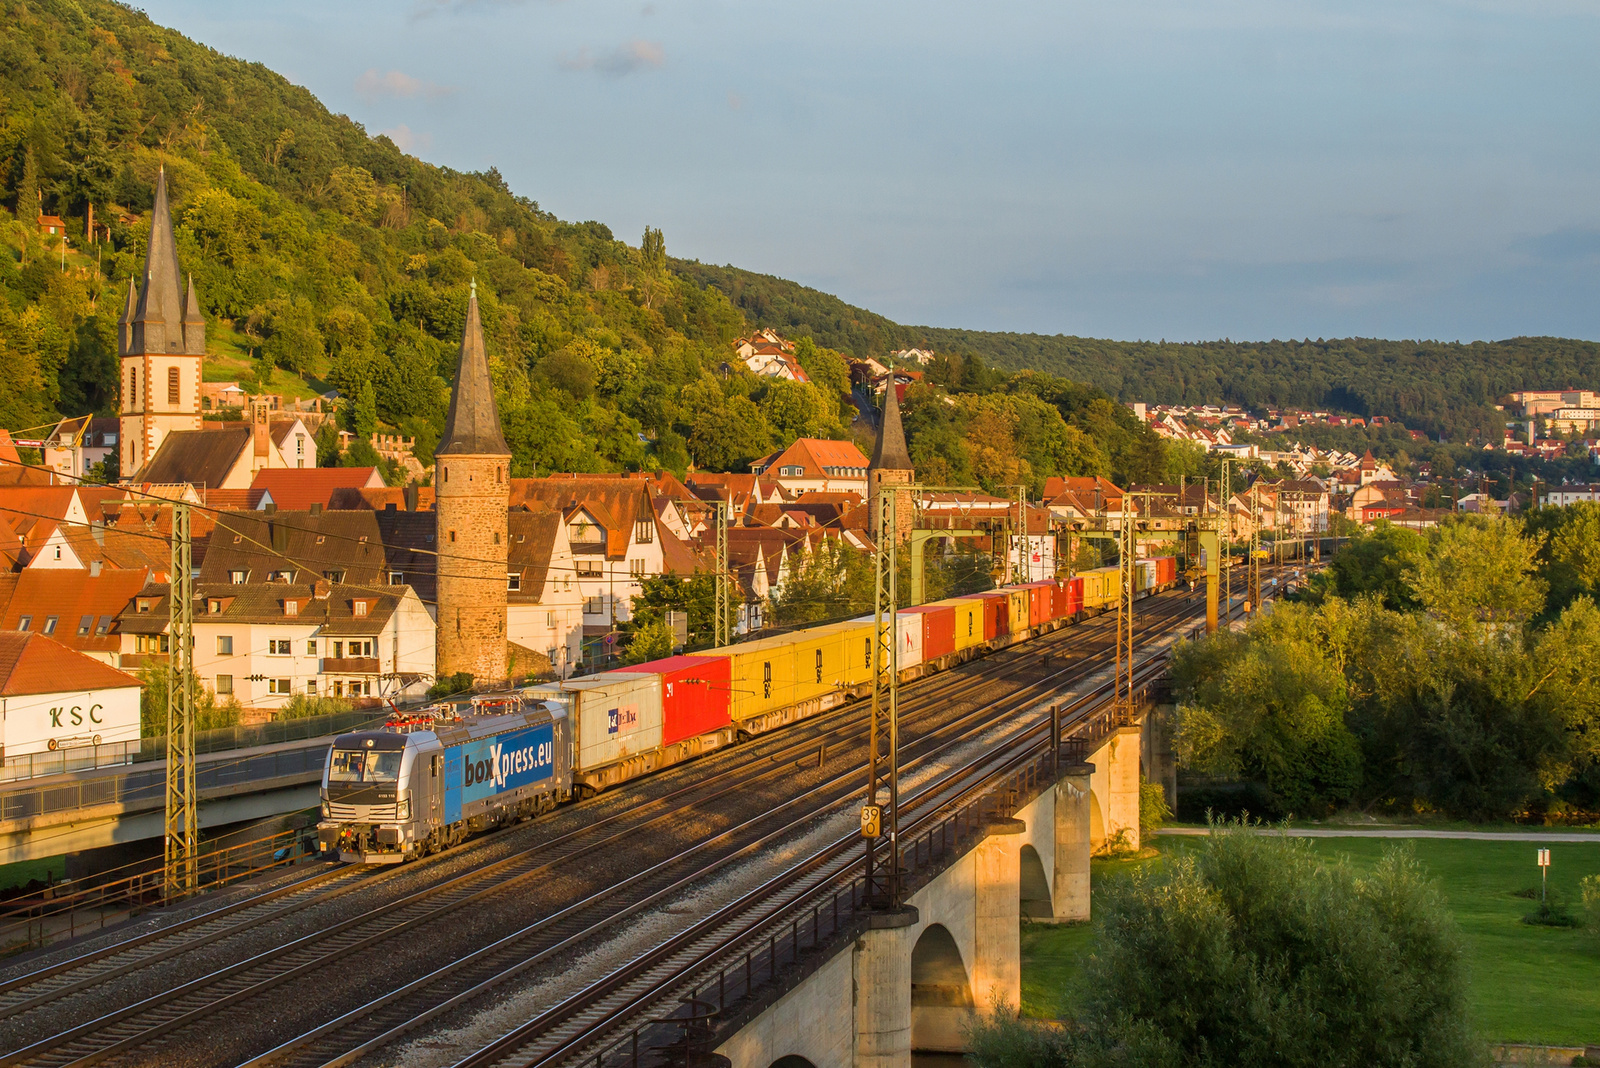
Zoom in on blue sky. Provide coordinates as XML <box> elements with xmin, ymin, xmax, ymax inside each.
<box><xmin>139</xmin><ymin>0</ymin><xmax>1600</xmax><ymax>343</ymax></box>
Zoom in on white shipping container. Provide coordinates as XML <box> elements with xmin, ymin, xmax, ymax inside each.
<box><xmin>850</xmin><ymin>612</ymin><xmax>924</xmax><ymax>671</ymax></box>
<box><xmin>524</xmin><ymin>673</ymin><xmax>663</xmax><ymax>774</ymax></box>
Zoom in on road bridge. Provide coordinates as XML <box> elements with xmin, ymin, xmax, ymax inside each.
<box><xmin>0</xmin><ymin>737</ymin><xmax>327</xmax><ymax>868</ymax></box>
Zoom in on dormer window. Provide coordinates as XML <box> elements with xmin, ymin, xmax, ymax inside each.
<box><xmin>284</xmin><ymin>600</ymin><xmax>300</xmax><ymax>616</ymax></box>
<box><xmin>269</xmin><ymin>570</ymin><xmax>293</xmax><ymax>583</ymax></box>
<box><xmin>229</xmin><ymin>570</ymin><xmax>247</xmax><ymax>584</ymax></box>
<box><xmin>16</xmin><ymin>615</ymin><xmax>30</xmax><ymax>630</ymax></box>
<box><xmin>353</xmin><ymin>600</ymin><xmax>369</xmax><ymax>617</ymax></box>
<box><xmin>323</xmin><ymin>570</ymin><xmax>344</xmax><ymax>583</ymax></box>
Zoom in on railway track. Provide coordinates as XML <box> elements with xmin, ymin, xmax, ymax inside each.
<box><xmin>0</xmin><ymin>580</ymin><xmax>1241</xmax><ymax>1068</ymax></box>
<box><xmin>0</xmin><ymin>597</ymin><xmax>1107</xmax><ymax>1030</ymax></box>
<box><xmin>446</xmin><ymin>629</ymin><xmax>1191</xmax><ymax>1068</ymax></box>
<box><xmin>241</xmin><ymin>590</ymin><xmax>1221</xmax><ymax>1068</ymax></box>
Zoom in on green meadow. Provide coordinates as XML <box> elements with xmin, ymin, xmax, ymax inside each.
<box><xmin>1020</xmin><ymin>836</ymin><xmax>1600</xmax><ymax>1047</ymax></box>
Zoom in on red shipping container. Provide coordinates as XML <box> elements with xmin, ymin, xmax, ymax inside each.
<box><xmin>1161</xmin><ymin>557</ymin><xmax>1178</xmax><ymax>585</ymax></box>
<box><xmin>958</xmin><ymin>591</ymin><xmax>1008</xmax><ymax>639</ymax></box>
<box><xmin>1050</xmin><ymin>580</ymin><xmax>1072</xmax><ymax>621</ymax></box>
<box><xmin>612</xmin><ymin>654</ymin><xmax>732</xmax><ymax>748</ymax></box>
<box><xmin>1059</xmin><ymin>575</ymin><xmax>1084</xmax><ymax>618</ymax></box>
<box><xmin>1023</xmin><ymin>581</ymin><xmax>1054</xmax><ymax>627</ymax></box>
<box><xmin>905</xmin><ymin>604</ymin><xmax>956</xmax><ymax>661</ymax></box>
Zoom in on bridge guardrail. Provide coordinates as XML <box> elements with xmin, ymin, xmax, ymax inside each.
<box><xmin>0</xmin><ymin>745</ymin><xmax>327</xmax><ymax>824</ymax></box>
<box><xmin>0</xmin><ymin>825</ymin><xmax>323</xmax><ymax>954</ymax></box>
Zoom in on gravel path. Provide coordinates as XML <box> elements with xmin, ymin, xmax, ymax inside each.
<box><xmin>1157</xmin><ymin>827</ymin><xmax>1600</xmax><ymax>841</ymax></box>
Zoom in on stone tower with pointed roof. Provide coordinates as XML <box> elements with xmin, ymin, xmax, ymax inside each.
<box><xmin>869</xmin><ymin>369</ymin><xmax>915</xmax><ymax>542</ymax></box>
<box><xmin>119</xmin><ymin>168</ymin><xmax>205</xmax><ymax>478</ymax></box>
<box><xmin>435</xmin><ymin>282</ymin><xmax>512</xmax><ymax>684</ymax></box>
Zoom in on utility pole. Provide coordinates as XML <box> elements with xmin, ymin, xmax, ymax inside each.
<box><xmin>1116</xmin><ymin>495</ymin><xmax>1135</xmax><ymax>713</ymax></box>
<box><xmin>1248</xmin><ymin>484</ymin><xmax>1262</xmax><ymax>618</ymax></box>
<box><xmin>714</xmin><ymin>500</ymin><xmax>730</xmax><ymax>647</ymax></box>
<box><xmin>1016</xmin><ymin>483</ymin><xmax>1028</xmax><ymax>582</ymax></box>
<box><xmin>164</xmin><ymin>502</ymin><xmax>197</xmax><ymax>897</ymax></box>
<box><xmin>1219</xmin><ymin>462</ymin><xmax>1231</xmax><ymax>617</ymax></box>
<box><xmin>865</xmin><ymin>487</ymin><xmax>900</xmax><ymax>906</ymax></box>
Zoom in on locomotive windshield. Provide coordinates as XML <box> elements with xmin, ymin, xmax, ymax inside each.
<box><xmin>329</xmin><ymin>749</ymin><xmax>403</xmax><ymax>783</ymax></box>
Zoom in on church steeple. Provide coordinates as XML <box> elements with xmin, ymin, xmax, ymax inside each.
<box><xmin>129</xmin><ymin>167</ymin><xmax>190</xmax><ymax>356</ymax></box>
<box><xmin>437</xmin><ymin>279</ymin><xmax>510</xmax><ymax>457</ymax></box>
<box><xmin>870</xmin><ymin>366</ymin><xmax>913</xmax><ymax>472</ymax></box>
<box><xmin>868</xmin><ymin>363</ymin><xmax>915</xmax><ymax>544</ymax></box>
<box><xmin>118</xmin><ymin>167</ymin><xmax>204</xmax><ymax>480</ymax></box>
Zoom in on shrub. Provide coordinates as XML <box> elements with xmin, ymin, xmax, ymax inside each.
<box><xmin>1139</xmin><ymin>775</ymin><xmax>1171</xmax><ymax>835</ymax></box>
<box><xmin>967</xmin><ymin>822</ymin><xmax>1481</xmax><ymax>1068</ymax></box>
<box><xmin>274</xmin><ymin>694</ymin><xmax>354</xmax><ymax>720</ymax></box>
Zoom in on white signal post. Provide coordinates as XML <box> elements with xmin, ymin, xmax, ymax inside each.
<box><xmin>1538</xmin><ymin>847</ymin><xmax>1550</xmax><ymax>903</ymax></box>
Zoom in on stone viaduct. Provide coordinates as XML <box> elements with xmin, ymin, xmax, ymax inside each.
<box><xmin>715</xmin><ymin>723</ymin><xmax>1150</xmax><ymax>1068</ymax></box>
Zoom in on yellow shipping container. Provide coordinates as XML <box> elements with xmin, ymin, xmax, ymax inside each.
<box><xmin>690</xmin><ymin>621</ymin><xmax>871</xmax><ymax>726</ymax></box>
<box><xmin>1005</xmin><ymin>588</ymin><xmax>1031</xmax><ymax>634</ymax></box>
<box><xmin>1081</xmin><ymin>566</ymin><xmax>1120</xmax><ymax>611</ymax></box>
<box><xmin>934</xmin><ymin>596</ymin><xmax>986</xmax><ymax>651</ymax></box>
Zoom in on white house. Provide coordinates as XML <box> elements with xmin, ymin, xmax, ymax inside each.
<box><xmin>0</xmin><ymin>632</ymin><xmax>142</xmax><ymax>779</ymax></box>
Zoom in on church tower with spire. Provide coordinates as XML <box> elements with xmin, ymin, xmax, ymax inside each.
<box><xmin>869</xmin><ymin>367</ymin><xmax>915</xmax><ymax>543</ymax></box>
<box><xmin>435</xmin><ymin>282</ymin><xmax>511</xmax><ymax>685</ymax></box>
<box><xmin>119</xmin><ymin>168</ymin><xmax>205</xmax><ymax>477</ymax></box>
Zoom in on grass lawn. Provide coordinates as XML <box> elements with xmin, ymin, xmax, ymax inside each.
<box><xmin>1020</xmin><ymin>837</ymin><xmax>1600</xmax><ymax>1046</ymax></box>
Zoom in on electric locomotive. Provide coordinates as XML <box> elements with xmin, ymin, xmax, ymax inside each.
<box><xmin>317</xmin><ymin>695</ymin><xmax>572</xmax><ymax>863</ymax></box>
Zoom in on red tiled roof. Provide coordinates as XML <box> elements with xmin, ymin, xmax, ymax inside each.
<box><xmin>0</xmin><ymin>568</ymin><xmax>152</xmax><ymax>655</ymax></box>
<box><xmin>0</xmin><ymin>631</ymin><xmax>139</xmax><ymax>695</ymax></box>
<box><xmin>327</xmin><ymin>486</ymin><xmax>436</xmax><ymax>511</ymax></box>
<box><xmin>249</xmin><ymin>468</ymin><xmax>385</xmax><ymax>510</ymax></box>
<box><xmin>203</xmin><ymin>487</ymin><xmax>270</xmax><ymax>511</ymax></box>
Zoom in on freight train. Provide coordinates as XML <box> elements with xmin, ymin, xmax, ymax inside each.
<box><xmin>318</xmin><ymin>561</ymin><xmax>1182</xmax><ymax>862</ymax></box>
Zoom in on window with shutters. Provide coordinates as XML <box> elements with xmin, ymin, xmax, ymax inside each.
<box><xmin>128</xmin><ymin>368</ymin><xmax>137</xmax><ymax>407</ymax></box>
<box><xmin>167</xmin><ymin>367</ymin><xmax>180</xmax><ymax>405</ymax></box>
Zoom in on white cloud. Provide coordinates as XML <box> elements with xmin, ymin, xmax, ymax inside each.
<box><xmin>381</xmin><ymin>124</ymin><xmax>433</xmax><ymax>153</ymax></box>
<box><xmin>355</xmin><ymin>68</ymin><xmax>456</xmax><ymax>102</ymax></box>
<box><xmin>559</xmin><ymin>39</ymin><xmax>664</xmax><ymax>76</ymax></box>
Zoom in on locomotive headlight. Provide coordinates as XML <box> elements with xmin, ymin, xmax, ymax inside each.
<box><xmin>321</xmin><ymin>800</ymin><xmax>330</xmax><ymax>818</ymax></box>
<box><xmin>396</xmin><ymin>798</ymin><xmax>411</xmax><ymax>821</ymax></box>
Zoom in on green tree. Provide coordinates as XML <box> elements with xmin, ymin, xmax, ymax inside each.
<box><xmin>137</xmin><ymin>666</ymin><xmax>240</xmax><ymax>736</ymax></box>
<box><xmin>15</xmin><ymin>146</ymin><xmax>39</xmax><ymax>227</ymax></box>
<box><xmin>767</xmin><ymin>538</ymin><xmax>875</xmax><ymax>626</ymax></box>
<box><xmin>966</xmin><ymin>824</ymin><xmax>1479</xmax><ymax>1068</ymax></box>
<box><xmin>627</xmin><ymin>574</ymin><xmax>717</xmax><ymax>649</ymax></box>
<box><xmin>624</xmin><ymin>619</ymin><xmax>675</xmax><ymax>663</ymax></box>
<box><xmin>1327</xmin><ymin>522</ymin><xmax>1427</xmax><ymax>610</ymax></box>
<box><xmin>1172</xmin><ymin>601</ymin><xmax>1363</xmax><ymax>815</ymax></box>
<box><xmin>1404</xmin><ymin>517</ymin><xmax>1545</xmax><ymax>637</ymax></box>
<box><xmin>353</xmin><ymin>380</ymin><xmax>378</xmax><ymax>440</ymax></box>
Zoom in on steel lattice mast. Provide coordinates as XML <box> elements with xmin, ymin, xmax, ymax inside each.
<box><xmin>714</xmin><ymin>500</ymin><xmax>730</xmax><ymax>647</ymax></box>
<box><xmin>164</xmin><ymin>501</ymin><xmax>197</xmax><ymax>896</ymax></box>
<box><xmin>865</xmin><ymin>487</ymin><xmax>900</xmax><ymax>906</ymax></box>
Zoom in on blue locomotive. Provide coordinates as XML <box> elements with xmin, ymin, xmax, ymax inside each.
<box><xmin>317</xmin><ymin>696</ymin><xmax>573</xmax><ymax>863</ymax></box>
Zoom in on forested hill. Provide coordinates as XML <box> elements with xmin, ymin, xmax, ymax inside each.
<box><xmin>4</xmin><ymin>0</ymin><xmax>1596</xmax><ymax>490</ymax></box>
<box><xmin>679</xmin><ymin>263</ymin><xmax>1600</xmax><ymax>443</ymax></box>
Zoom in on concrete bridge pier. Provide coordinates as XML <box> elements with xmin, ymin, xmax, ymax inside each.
<box><xmin>855</xmin><ymin>907</ymin><xmax>919</xmax><ymax>1068</ymax></box>
<box><xmin>971</xmin><ymin>818</ymin><xmax>1023</xmax><ymax>1011</ymax></box>
<box><xmin>1049</xmin><ymin>764</ymin><xmax>1093</xmax><ymax>923</ymax></box>
<box><xmin>1089</xmin><ymin>725</ymin><xmax>1144</xmax><ymax>854</ymax></box>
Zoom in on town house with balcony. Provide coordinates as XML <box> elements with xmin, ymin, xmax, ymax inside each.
<box><xmin>115</xmin><ymin>582</ymin><xmax>434</xmax><ymax>714</ymax></box>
